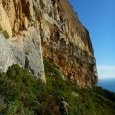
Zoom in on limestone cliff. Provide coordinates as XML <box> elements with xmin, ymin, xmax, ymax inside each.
<box><xmin>0</xmin><ymin>0</ymin><xmax>46</xmax><ymax>82</ymax></box>
<box><xmin>0</xmin><ymin>0</ymin><xmax>98</xmax><ymax>87</ymax></box>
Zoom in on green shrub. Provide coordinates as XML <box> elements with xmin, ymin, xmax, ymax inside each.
<box><xmin>0</xmin><ymin>25</ymin><xmax>9</xmax><ymax>39</ymax></box>
<box><xmin>0</xmin><ymin>65</ymin><xmax>41</xmax><ymax>114</ymax></box>
<box><xmin>2</xmin><ymin>30</ymin><xmax>9</xmax><ymax>39</ymax></box>
<box><xmin>0</xmin><ymin>62</ymin><xmax>115</xmax><ymax>115</ymax></box>
<box><xmin>0</xmin><ymin>25</ymin><xmax>3</xmax><ymax>31</ymax></box>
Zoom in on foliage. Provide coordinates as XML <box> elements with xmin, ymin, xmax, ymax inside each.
<box><xmin>0</xmin><ymin>25</ymin><xmax>3</xmax><ymax>31</ymax></box>
<box><xmin>2</xmin><ymin>30</ymin><xmax>9</xmax><ymax>39</ymax></box>
<box><xmin>0</xmin><ymin>65</ymin><xmax>41</xmax><ymax>114</ymax></box>
<box><xmin>0</xmin><ymin>61</ymin><xmax>115</xmax><ymax>115</ymax></box>
<box><xmin>0</xmin><ymin>25</ymin><xmax>9</xmax><ymax>39</ymax></box>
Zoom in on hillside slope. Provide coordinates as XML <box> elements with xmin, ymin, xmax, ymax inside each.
<box><xmin>0</xmin><ymin>63</ymin><xmax>115</xmax><ymax>115</ymax></box>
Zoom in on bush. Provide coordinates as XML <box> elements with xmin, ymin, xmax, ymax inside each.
<box><xmin>0</xmin><ymin>25</ymin><xmax>9</xmax><ymax>39</ymax></box>
<box><xmin>0</xmin><ymin>65</ymin><xmax>41</xmax><ymax>114</ymax></box>
<box><xmin>0</xmin><ymin>25</ymin><xmax>3</xmax><ymax>31</ymax></box>
<box><xmin>2</xmin><ymin>30</ymin><xmax>9</xmax><ymax>39</ymax></box>
<box><xmin>0</xmin><ymin>62</ymin><xmax>115</xmax><ymax>115</ymax></box>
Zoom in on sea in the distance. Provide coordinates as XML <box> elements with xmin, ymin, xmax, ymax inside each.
<box><xmin>98</xmin><ymin>78</ymin><xmax>115</xmax><ymax>92</ymax></box>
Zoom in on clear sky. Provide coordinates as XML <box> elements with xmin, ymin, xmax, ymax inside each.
<box><xmin>68</xmin><ymin>0</ymin><xmax>115</xmax><ymax>79</ymax></box>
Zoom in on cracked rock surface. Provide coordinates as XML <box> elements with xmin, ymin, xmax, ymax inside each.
<box><xmin>0</xmin><ymin>0</ymin><xmax>98</xmax><ymax>87</ymax></box>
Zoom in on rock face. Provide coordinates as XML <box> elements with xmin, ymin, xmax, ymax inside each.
<box><xmin>0</xmin><ymin>33</ymin><xmax>13</xmax><ymax>72</ymax></box>
<box><xmin>0</xmin><ymin>0</ymin><xmax>98</xmax><ymax>87</ymax></box>
<box><xmin>0</xmin><ymin>0</ymin><xmax>46</xmax><ymax>82</ymax></box>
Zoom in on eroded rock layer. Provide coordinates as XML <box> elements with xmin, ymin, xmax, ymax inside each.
<box><xmin>0</xmin><ymin>0</ymin><xmax>98</xmax><ymax>87</ymax></box>
<box><xmin>40</xmin><ymin>0</ymin><xmax>98</xmax><ymax>87</ymax></box>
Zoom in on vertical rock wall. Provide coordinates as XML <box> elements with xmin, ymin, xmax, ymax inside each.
<box><xmin>0</xmin><ymin>0</ymin><xmax>46</xmax><ymax>82</ymax></box>
<box><xmin>40</xmin><ymin>0</ymin><xmax>98</xmax><ymax>87</ymax></box>
<box><xmin>0</xmin><ymin>0</ymin><xmax>98</xmax><ymax>87</ymax></box>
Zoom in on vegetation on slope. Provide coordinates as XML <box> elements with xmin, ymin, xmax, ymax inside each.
<box><xmin>0</xmin><ymin>60</ymin><xmax>115</xmax><ymax>115</ymax></box>
<box><xmin>0</xmin><ymin>25</ymin><xmax>9</xmax><ymax>39</ymax></box>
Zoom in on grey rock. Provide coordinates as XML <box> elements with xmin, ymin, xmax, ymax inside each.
<box><xmin>0</xmin><ymin>27</ymin><xmax>46</xmax><ymax>82</ymax></box>
<box><xmin>72</xmin><ymin>92</ymin><xmax>79</xmax><ymax>97</ymax></box>
<box><xmin>9</xmin><ymin>27</ymin><xmax>46</xmax><ymax>82</ymax></box>
<box><xmin>0</xmin><ymin>33</ymin><xmax>14</xmax><ymax>73</ymax></box>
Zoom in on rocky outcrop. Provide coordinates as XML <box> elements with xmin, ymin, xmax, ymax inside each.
<box><xmin>0</xmin><ymin>28</ymin><xmax>46</xmax><ymax>82</ymax></box>
<box><xmin>0</xmin><ymin>0</ymin><xmax>98</xmax><ymax>87</ymax></box>
<box><xmin>0</xmin><ymin>33</ymin><xmax>13</xmax><ymax>72</ymax></box>
<box><xmin>40</xmin><ymin>0</ymin><xmax>98</xmax><ymax>87</ymax></box>
<box><xmin>0</xmin><ymin>0</ymin><xmax>46</xmax><ymax>82</ymax></box>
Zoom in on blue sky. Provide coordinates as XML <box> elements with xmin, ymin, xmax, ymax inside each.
<box><xmin>68</xmin><ymin>0</ymin><xmax>115</xmax><ymax>79</ymax></box>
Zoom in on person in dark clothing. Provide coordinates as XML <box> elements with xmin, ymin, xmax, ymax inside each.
<box><xmin>59</xmin><ymin>98</ymin><xmax>70</xmax><ymax>115</ymax></box>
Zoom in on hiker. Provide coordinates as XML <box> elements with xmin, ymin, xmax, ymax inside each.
<box><xmin>59</xmin><ymin>97</ymin><xmax>70</xmax><ymax>115</ymax></box>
